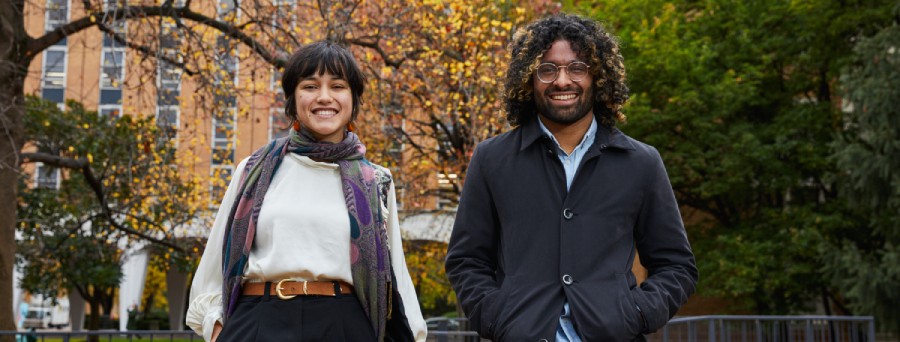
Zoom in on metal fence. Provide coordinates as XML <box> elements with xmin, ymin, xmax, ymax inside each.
<box><xmin>646</xmin><ymin>316</ymin><xmax>876</xmax><ymax>342</ymax></box>
<box><xmin>0</xmin><ymin>315</ymin><xmax>877</xmax><ymax>342</ymax></box>
<box><xmin>0</xmin><ymin>330</ymin><xmax>200</xmax><ymax>342</ymax></box>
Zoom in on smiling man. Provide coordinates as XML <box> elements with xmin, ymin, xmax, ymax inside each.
<box><xmin>445</xmin><ymin>14</ymin><xmax>699</xmax><ymax>342</ymax></box>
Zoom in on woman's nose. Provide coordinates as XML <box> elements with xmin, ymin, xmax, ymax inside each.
<box><xmin>317</xmin><ymin>89</ymin><xmax>333</xmax><ymax>103</ymax></box>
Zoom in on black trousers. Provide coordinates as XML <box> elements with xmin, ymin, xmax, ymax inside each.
<box><xmin>217</xmin><ymin>282</ymin><xmax>377</xmax><ymax>342</ymax></box>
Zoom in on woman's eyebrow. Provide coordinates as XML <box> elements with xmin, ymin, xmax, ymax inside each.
<box><xmin>301</xmin><ymin>75</ymin><xmax>347</xmax><ymax>81</ymax></box>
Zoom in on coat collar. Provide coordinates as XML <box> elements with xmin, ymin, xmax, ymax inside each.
<box><xmin>519</xmin><ymin>116</ymin><xmax>636</xmax><ymax>151</ymax></box>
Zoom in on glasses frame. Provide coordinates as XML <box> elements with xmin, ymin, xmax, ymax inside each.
<box><xmin>535</xmin><ymin>61</ymin><xmax>591</xmax><ymax>83</ymax></box>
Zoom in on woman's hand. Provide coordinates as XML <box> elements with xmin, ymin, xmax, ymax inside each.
<box><xmin>210</xmin><ymin>322</ymin><xmax>223</xmax><ymax>342</ymax></box>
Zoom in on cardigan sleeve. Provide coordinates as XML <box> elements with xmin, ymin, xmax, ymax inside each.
<box><xmin>186</xmin><ymin>158</ymin><xmax>249</xmax><ymax>341</ymax></box>
<box><xmin>386</xmin><ymin>181</ymin><xmax>428</xmax><ymax>342</ymax></box>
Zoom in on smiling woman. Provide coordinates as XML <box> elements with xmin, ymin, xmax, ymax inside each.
<box><xmin>186</xmin><ymin>41</ymin><xmax>427</xmax><ymax>342</ymax></box>
<box><xmin>281</xmin><ymin>42</ymin><xmax>367</xmax><ymax>142</ymax></box>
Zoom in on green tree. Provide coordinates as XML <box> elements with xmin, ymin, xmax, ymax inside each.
<box><xmin>16</xmin><ymin>96</ymin><xmax>206</xmax><ymax>339</ymax></box>
<box><xmin>822</xmin><ymin>19</ymin><xmax>900</xmax><ymax>332</ymax></box>
<box><xmin>569</xmin><ymin>0</ymin><xmax>896</xmax><ymax>315</ymax></box>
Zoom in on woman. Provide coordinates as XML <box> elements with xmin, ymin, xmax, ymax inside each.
<box><xmin>186</xmin><ymin>41</ymin><xmax>426</xmax><ymax>342</ymax></box>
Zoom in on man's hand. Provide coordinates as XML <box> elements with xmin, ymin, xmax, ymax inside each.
<box><xmin>211</xmin><ymin>322</ymin><xmax>223</xmax><ymax>342</ymax></box>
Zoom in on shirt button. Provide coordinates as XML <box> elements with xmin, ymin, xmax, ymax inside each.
<box><xmin>563</xmin><ymin>208</ymin><xmax>573</xmax><ymax>219</ymax></box>
<box><xmin>565</xmin><ymin>159</ymin><xmax>571</xmax><ymax>165</ymax></box>
<box><xmin>563</xmin><ymin>274</ymin><xmax>573</xmax><ymax>285</ymax></box>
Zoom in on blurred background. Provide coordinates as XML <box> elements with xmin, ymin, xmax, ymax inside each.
<box><xmin>2</xmin><ymin>0</ymin><xmax>898</xmax><ymax>341</ymax></box>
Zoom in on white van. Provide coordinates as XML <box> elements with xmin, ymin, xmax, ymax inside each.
<box><xmin>22</xmin><ymin>296</ymin><xmax>69</xmax><ymax>329</ymax></box>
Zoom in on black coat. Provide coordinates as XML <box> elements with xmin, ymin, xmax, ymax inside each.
<box><xmin>445</xmin><ymin>120</ymin><xmax>699</xmax><ymax>342</ymax></box>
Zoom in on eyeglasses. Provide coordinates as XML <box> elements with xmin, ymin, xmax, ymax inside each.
<box><xmin>535</xmin><ymin>62</ymin><xmax>591</xmax><ymax>83</ymax></box>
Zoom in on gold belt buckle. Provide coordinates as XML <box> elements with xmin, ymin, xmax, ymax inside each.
<box><xmin>276</xmin><ymin>279</ymin><xmax>307</xmax><ymax>300</ymax></box>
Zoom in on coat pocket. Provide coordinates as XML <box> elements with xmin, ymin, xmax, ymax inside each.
<box><xmin>618</xmin><ymin>272</ymin><xmax>643</xmax><ymax>338</ymax></box>
<box><xmin>485</xmin><ymin>275</ymin><xmax>515</xmax><ymax>339</ymax></box>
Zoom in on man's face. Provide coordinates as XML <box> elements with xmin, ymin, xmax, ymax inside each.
<box><xmin>533</xmin><ymin>40</ymin><xmax>594</xmax><ymax>125</ymax></box>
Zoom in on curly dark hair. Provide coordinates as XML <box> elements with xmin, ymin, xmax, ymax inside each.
<box><xmin>503</xmin><ymin>13</ymin><xmax>628</xmax><ymax>127</ymax></box>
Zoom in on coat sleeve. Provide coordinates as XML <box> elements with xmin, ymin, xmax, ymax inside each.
<box><xmin>444</xmin><ymin>146</ymin><xmax>502</xmax><ymax>339</ymax></box>
<box><xmin>631</xmin><ymin>147</ymin><xmax>699</xmax><ymax>334</ymax></box>
<box><xmin>386</xmin><ymin>181</ymin><xmax>428</xmax><ymax>342</ymax></box>
<box><xmin>186</xmin><ymin>158</ymin><xmax>249</xmax><ymax>341</ymax></box>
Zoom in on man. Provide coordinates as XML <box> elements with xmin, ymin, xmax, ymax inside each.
<box><xmin>445</xmin><ymin>14</ymin><xmax>698</xmax><ymax>342</ymax></box>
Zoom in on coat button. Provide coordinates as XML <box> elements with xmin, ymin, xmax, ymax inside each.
<box><xmin>539</xmin><ymin>340</ymin><xmax>548</xmax><ymax>342</ymax></box>
<box><xmin>563</xmin><ymin>208</ymin><xmax>573</xmax><ymax>219</ymax></box>
<box><xmin>563</xmin><ymin>274</ymin><xmax>573</xmax><ymax>285</ymax></box>
<box><xmin>600</xmin><ymin>144</ymin><xmax>607</xmax><ymax>149</ymax></box>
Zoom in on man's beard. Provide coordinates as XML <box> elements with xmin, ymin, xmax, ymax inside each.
<box><xmin>535</xmin><ymin>86</ymin><xmax>594</xmax><ymax>125</ymax></box>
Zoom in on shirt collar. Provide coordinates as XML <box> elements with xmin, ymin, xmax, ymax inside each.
<box><xmin>536</xmin><ymin>115</ymin><xmax>597</xmax><ymax>156</ymax></box>
<box><xmin>519</xmin><ymin>115</ymin><xmax>636</xmax><ymax>151</ymax></box>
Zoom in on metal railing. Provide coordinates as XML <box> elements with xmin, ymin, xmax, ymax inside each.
<box><xmin>426</xmin><ymin>330</ymin><xmax>483</xmax><ymax>342</ymax></box>
<box><xmin>646</xmin><ymin>316</ymin><xmax>876</xmax><ymax>342</ymax></box>
<box><xmin>0</xmin><ymin>330</ymin><xmax>199</xmax><ymax>342</ymax></box>
<box><xmin>0</xmin><ymin>316</ymin><xmax>877</xmax><ymax>342</ymax></box>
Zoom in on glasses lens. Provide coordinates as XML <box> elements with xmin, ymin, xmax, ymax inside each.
<box><xmin>568</xmin><ymin>62</ymin><xmax>588</xmax><ymax>82</ymax></box>
<box><xmin>537</xmin><ymin>64</ymin><xmax>558</xmax><ymax>82</ymax></box>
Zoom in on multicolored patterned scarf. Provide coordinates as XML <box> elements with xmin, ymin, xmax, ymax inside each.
<box><xmin>220</xmin><ymin>127</ymin><xmax>393</xmax><ymax>340</ymax></box>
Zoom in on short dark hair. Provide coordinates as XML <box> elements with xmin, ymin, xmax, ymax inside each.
<box><xmin>503</xmin><ymin>14</ymin><xmax>629</xmax><ymax>127</ymax></box>
<box><xmin>281</xmin><ymin>41</ymin><xmax>367</xmax><ymax>122</ymax></box>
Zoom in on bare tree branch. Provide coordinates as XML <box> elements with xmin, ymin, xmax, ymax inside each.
<box><xmin>95</xmin><ymin>21</ymin><xmax>198</xmax><ymax>76</ymax></box>
<box><xmin>20</xmin><ymin>152</ymin><xmax>186</xmax><ymax>252</ymax></box>
<box><xmin>28</xmin><ymin>6</ymin><xmax>288</xmax><ymax>68</ymax></box>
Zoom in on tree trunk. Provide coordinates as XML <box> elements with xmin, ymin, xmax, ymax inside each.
<box><xmin>89</xmin><ymin>299</ymin><xmax>101</xmax><ymax>342</ymax></box>
<box><xmin>0</xmin><ymin>5</ymin><xmax>29</xmax><ymax>342</ymax></box>
<box><xmin>1</xmin><ymin>0</ymin><xmax>31</xmax><ymax>338</ymax></box>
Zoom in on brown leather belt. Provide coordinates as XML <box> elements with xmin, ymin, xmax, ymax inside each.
<box><xmin>242</xmin><ymin>279</ymin><xmax>354</xmax><ymax>299</ymax></box>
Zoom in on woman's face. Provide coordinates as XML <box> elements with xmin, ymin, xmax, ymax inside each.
<box><xmin>294</xmin><ymin>71</ymin><xmax>353</xmax><ymax>143</ymax></box>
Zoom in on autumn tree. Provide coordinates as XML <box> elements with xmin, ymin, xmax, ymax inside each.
<box><xmin>17</xmin><ymin>96</ymin><xmax>207</xmax><ymax>338</ymax></box>
<box><xmin>3</xmin><ymin>0</ymin><xmax>554</xmax><ymax>335</ymax></box>
<box><xmin>404</xmin><ymin>240</ymin><xmax>456</xmax><ymax>317</ymax></box>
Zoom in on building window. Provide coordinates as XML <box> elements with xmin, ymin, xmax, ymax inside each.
<box><xmin>210</xmin><ymin>167</ymin><xmax>232</xmax><ymax>202</ymax></box>
<box><xmin>436</xmin><ymin>172</ymin><xmax>458</xmax><ymax>211</ymax></box>
<box><xmin>210</xmin><ymin>0</ymin><xmax>239</xmax><ymax>205</ymax></box>
<box><xmin>34</xmin><ymin>163</ymin><xmax>60</xmax><ymax>189</ymax></box>
<box><xmin>45</xmin><ymin>0</ymin><xmax>69</xmax><ymax>31</ymax></box>
<box><xmin>42</xmin><ymin>48</ymin><xmax>67</xmax><ymax>106</ymax></box>
<box><xmin>99</xmin><ymin>18</ymin><xmax>125</xmax><ymax>117</ymax></box>
<box><xmin>157</xmin><ymin>59</ymin><xmax>181</xmax><ymax>140</ymax></box>
<box><xmin>269</xmin><ymin>67</ymin><xmax>290</xmax><ymax>141</ymax></box>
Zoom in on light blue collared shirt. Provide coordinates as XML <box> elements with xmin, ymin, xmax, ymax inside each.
<box><xmin>537</xmin><ymin>116</ymin><xmax>597</xmax><ymax>342</ymax></box>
